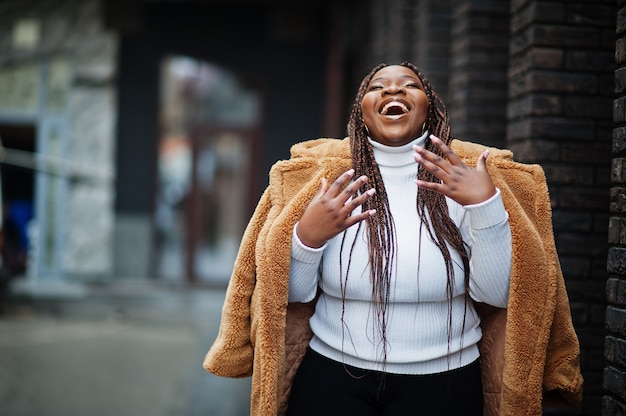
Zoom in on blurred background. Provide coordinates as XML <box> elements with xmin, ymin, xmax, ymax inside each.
<box><xmin>0</xmin><ymin>0</ymin><xmax>622</xmax><ymax>415</ymax></box>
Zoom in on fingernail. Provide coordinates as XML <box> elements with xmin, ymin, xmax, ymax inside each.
<box><xmin>347</xmin><ymin>168</ymin><xmax>355</xmax><ymax>175</ymax></box>
<box><xmin>367</xmin><ymin>188</ymin><xmax>376</xmax><ymax>196</ymax></box>
<box><xmin>369</xmin><ymin>209</ymin><xmax>377</xmax><ymax>216</ymax></box>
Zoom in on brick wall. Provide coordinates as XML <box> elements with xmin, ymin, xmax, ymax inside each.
<box><xmin>345</xmin><ymin>0</ymin><xmax>619</xmax><ymax>413</ymax></box>
<box><xmin>508</xmin><ymin>0</ymin><xmax>615</xmax><ymax>414</ymax></box>
<box><xmin>447</xmin><ymin>0</ymin><xmax>510</xmax><ymax>148</ymax></box>
<box><xmin>607</xmin><ymin>1</ymin><xmax>626</xmax><ymax>414</ymax></box>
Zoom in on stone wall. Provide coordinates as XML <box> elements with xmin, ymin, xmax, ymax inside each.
<box><xmin>508</xmin><ymin>0</ymin><xmax>615</xmax><ymax>414</ymax></box>
<box><xmin>0</xmin><ymin>0</ymin><xmax>117</xmax><ymax>278</ymax></box>
<box><xmin>607</xmin><ymin>1</ymin><xmax>626</xmax><ymax>414</ymax></box>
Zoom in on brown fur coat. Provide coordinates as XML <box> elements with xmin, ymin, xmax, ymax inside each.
<box><xmin>203</xmin><ymin>137</ymin><xmax>583</xmax><ymax>415</ymax></box>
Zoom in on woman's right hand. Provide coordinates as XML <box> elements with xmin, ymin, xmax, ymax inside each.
<box><xmin>296</xmin><ymin>169</ymin><xmax>377</xmax><ymax>248</ymax></box>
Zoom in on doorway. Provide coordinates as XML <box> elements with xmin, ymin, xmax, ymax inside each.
<box><xmin>155</xmin><ymin>56</ymin><xmax>261</xmax><ymax>284</ymax></box>
<box><xmin>0</xmin><ymin>124</ymin><xmax>36</xmax><ymax>279</ymax></box>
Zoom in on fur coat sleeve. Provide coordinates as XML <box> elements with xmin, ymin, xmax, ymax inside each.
<box><xmin>203</xmin><ymin>137</ymin><xmax>583</xmax><ymax>416</ymax></box>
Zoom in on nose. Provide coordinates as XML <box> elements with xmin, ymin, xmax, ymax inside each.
<box><xmin>383</xmin><ymin>83</ymin><xmax>405</xmax><ymax>95</ymax></box>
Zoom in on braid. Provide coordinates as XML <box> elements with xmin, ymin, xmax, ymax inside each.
<box><xmin>345</xmin><ymin>63</ymin><xmax>396</xmax><ymax>363</ymax></box>
<box><xmin>345</xmin><ymin>62</ymin><xmax>471</xmax><ymax>366</ymax></box>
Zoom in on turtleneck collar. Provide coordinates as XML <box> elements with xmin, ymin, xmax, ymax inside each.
<box><xmin>368</xmin><ymin>130</ymin><xmax>428</xmax><ymax>167</ymax></box>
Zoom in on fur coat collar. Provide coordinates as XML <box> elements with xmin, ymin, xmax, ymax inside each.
<box><xmin>203</xmin><ymin>137</ymin><xmax>583</xmax><ymax>415</ymax></box>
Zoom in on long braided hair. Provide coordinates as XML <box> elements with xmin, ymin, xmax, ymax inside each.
<box><xmin>345</xmin><ymin>62</ymin><xmax>471</xmax><ymax>365</ymax></box>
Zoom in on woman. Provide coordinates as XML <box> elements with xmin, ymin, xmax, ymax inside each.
<box><xmin>287</xmin><ymin>62</ymin><xmax>509</xmax><ymax>415</ymax></box>
<box><xmin>204</xmin><ymin>62</ymin><xmax>583</xmax><ymax>416</ymax></box>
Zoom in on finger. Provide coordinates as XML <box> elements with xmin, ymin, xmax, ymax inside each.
<box><xmin>336</xmin><ymin>175</ymin><xmax>369</xmax><ymax>205</ymax></box>
<box><xmin>429</xmin><ymin>134</ymin><xmax>464</xmax><ymax>166</ymax></box>
<box><xmin>476</xmin><ymin>149</ymin><xmax>489</xmax><ymax>172</ymax></box>
<box><xmin>346</xmin><ymin>187</ymin><xmax>376</xmax><ymax>210</ymax></box>
<box><xmin>413</xmin><ymin>150</ymin><xmax>451</xmax><ymax>181</ymax></box>
<box><xmin>415</xmin><ymin>178</ymin><xmax>444</xmax><ymax>194</ymax></box>
<box><xmin>344</xmin><ymin>208</ymin><xmax>377</xmax><ymax>228</ymax></box>
<box><xmin>314</xmin><ymin>177</ymin><xmax>329</xmax><ymax>200</ymax></box>
<box><xmin>326</xmin><ymin>169</ymin><xmax>356</xmax><ymax>197</ymax></box>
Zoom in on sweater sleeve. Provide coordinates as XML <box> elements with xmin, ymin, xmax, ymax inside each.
<box><xmin>288</xmin><ymin>222</ymin><xmax>325</xmax><ymax>303</ymax></box>
<box><xmin>458</xmin><ymin>188</ymin><xmax>512</xmax><ymax>308</ymax></box>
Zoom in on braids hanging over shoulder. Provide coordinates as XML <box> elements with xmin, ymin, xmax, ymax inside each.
<box><xmin>345</xmin><ymin>62</ymin><xmax>471</xmax><ymax>364</ymax></box>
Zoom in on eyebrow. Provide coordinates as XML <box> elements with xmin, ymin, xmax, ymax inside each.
<box><xmin>370</xmin><ymin>75</ymin><xmax>420</xmax><ymax>83</ymax></box>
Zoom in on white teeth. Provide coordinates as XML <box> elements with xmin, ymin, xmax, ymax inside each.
<box><xmin>381</xmin><ymin>101</ymin><xmax>409</xmax><ymax>115</ymax></box>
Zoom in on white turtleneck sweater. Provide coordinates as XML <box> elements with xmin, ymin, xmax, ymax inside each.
<box><xmin>288</xmin><ymin>133</ymin><xmax>512</xmax><ymax>375</ymax></box>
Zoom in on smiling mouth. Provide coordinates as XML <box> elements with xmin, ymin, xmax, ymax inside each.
<box><xmin>380</xmin><ymin>101</ymin><xmax>409</xmax><ymax>116</ymax></box>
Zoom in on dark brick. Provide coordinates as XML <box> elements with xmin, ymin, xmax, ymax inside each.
<box><xmin>602</xmin><ymin>73</ymin><xmax>620</xmax><ymax>96</ymax></box>
<box><xmin>552</xmin><ymin>211</ymin><xmax>593</xmax><ymax>233</ymax></box>
<box><xmin>509</xmin><ymin>30</ymin><xmax>531</xmax><ymax>56</ymax></box>
<box><xmin>557</xmin><ymin>232</ymin><xmax>607</xmax><ymax>257</ymax></box>
<box><xmin>608</xmin><ymin>247</ymin><xmax>626</xmax><ymax>274</ymax></box>
<box><xmin>567</xmin><ymin>4</ymin><xmax>617</xmax><ymax>27</ymax></box>
<box><xmin>510</xmin><ymin>0</ymin><xmax>530</xmax><ymax>14</ymax></box>
<box><xmin>612</xmin><ymin>158</ymin><xmax>626</xmax><ymax>183</ymax></box>
<box><xmin>606</xmin><ymin>306</ymin><xmax>626</xmax><ymax>337</ymax></box>
<box><xmin>560</xmin><ymin>187</ymin><xmax>609</xmax><ymax>210</ymax></box>
<box><xmin>613</xmin><ymin>127</ymin><xmax>626</xmax><ymax>153</ymax></box>
<box><xmin>531</xmin><ymin>117</ymin><xmax>595</xmax><ymax>140</ymax></box>
<box><xmin>589</xmin><ymin>344</ymin><xmax>607</xmax><ymax>368</ymax></box>
<box><xmin>578</xmin><ymin>327</ymin><xmax>611</xmax><ymax>349</ymax></box>
<box><xmin>597</xmin><ymin>165</ymin><xmax>614</xmax><ymax>187</ymax></box>
<box><xmin>606</xmin><ymin>335</ymin><xmax>626</xmax><ymax>367</ymax></box>
<box><xmin>508</xmin><ymin>139</ymin><xmax>561</xmax><ymax>162</ymax></box>
<box><xmin>615</xmin><ymin>98</ymin><xmax>626</xmax><ymax>124</ymax></box>
<box><xmin>569</xmin><ymin>301</ymin><xmax>588</xmax><ymax>325</ymax></box>
<box><xmin>616</xmin><ymin>67</ymin><xmax>626</xmax><ymax>95</ymax></box>
<box><xmin>560</xmin><ymin>256</ymin><xmax>591</xmax><ymax>279</ymax></box>
<box><xmin>531</xmin><ymin>94</ymin><xmax>562</xmax><ymax>115</ymax></box>
<box><xmin>530</xmin><ymin>47</ymin><xmax>563</xmax><ymax>69</ymax></box>
<box><xmin>602</xmin><ymin>395</ymin><xmax>626</xmax><ymax>416</ymax></box>
<box><xmin>611</xmin><ymin>187</ymin><xmax>626</xmax><ymax>213</ymax></box>
<box><xmin>595</xmin><ymin>212</ymin><xmax>611</xmax><ymax>233</ymax></box>
<box><xmin>618</xmin><ymin>38</ymin><xmax>626</xmax><ymax>66</ymax></box>
<box><xmin>533</xmin><ymin>2</ymin><xmax>564</xmax><ymax>24</ymax></box>
<box><xmin>583</xmin><ymin>368</ymin><xmax>608</xmax><ymax>395</ymax></box>
<box><xmin>606</xmin><ymin>278</ymin><xmax>626</xmax><ymax>305</ymax></box>
<box><xmin>616</xmin><ymin>7</ymin><xmax>626</xmax><ymax>35</ymax></box>
<box><xmin>529</xmin><ymin>70</ymin><xmax>597</xmax><ymax>94</ymax></box>
<box><xmin>565</xmin><ymin>50</ymin><xmax>615</xmax><ymax>72</ymax></box>
<box><xmin>532</xmin><ymin>25</ymin><xmax>600</xmax><ymax>49</ymax></box>
<box><xmin>608</xmin><ymin>217</ymin><xmax>625</xmax><ymax>245</ymax></box>
<box><xmin>562</xmin><ymin>141</ymin><xmax>611</xmax><ymax>164</ymax></box>
<box><xmin>510</xmin><ymin>2</ymin><xmax>532</xmax><ymax>33</ymax></box>
<box><xmin>566</xmin><ymin>280</ymin><xmax>608</xmax><ymax>303</ymax></box>
<box><xmin>564</xmin><ymin>96</ymin><xmax>612</xmax><ymax>119</ymax></box>
<box><xmin>603</xmin><ymin>365</ymin><xmax>626</xmax><ymax>401</ymax></box>
<box><xmin>543</xmin><ymin>164</ymin><xmax>594</xmax><ymax>185</ymax></box>
<box><xmin>593</xmin><ymin>258</ymin><xmax>611</xmax><ymax>280</ymax></box>
<box><xmin>590</xmin><ymin>302</ymin><xmax>609</xmax><ymax>325</ymax></box>
<box><xmin>603</xmin><ymin>28</ymin><xmax>617</xmax><ymax>52</ymax></box>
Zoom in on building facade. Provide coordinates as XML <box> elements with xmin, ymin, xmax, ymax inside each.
<box><xmin>0</xmin><ymin>0</ymin><xmax>623</xmax><ymax>414</ymax></box>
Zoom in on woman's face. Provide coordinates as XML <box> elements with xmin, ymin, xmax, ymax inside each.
<box><xmin>361</xmin><ymin>65</ymin><xmax>429</xmax><ymax>147</ymax></box>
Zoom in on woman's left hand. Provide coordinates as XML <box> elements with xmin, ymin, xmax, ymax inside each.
<box><xmin>413</xmin><ymin>134</ymin><xmax>496</xmax><ymax>206</ymax></box>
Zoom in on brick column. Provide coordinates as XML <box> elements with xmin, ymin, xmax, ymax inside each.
<box><xmin>413</xmin><ymin>0</ymin><xmax>451</xmax><ymax>103</ymax></box>
<box><xmin>508</xmin><ymin>0</ymin><xmax>615</xmax><ymax>413</ymax></box>
<box><xmin>447</xmin><ymin>0</ymin><xmax>510</xmax><ymax>147</ymax></box>
<box><xmin>606</xmin><ymin>2</ymin><xmax>626</xmax><ymax>414</ymax></box>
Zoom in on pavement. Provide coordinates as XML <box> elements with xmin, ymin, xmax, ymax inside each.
<box><xmin>0</xmin><ymin>277</ymin><xmax>251</xmax><ymax>416</ymax></box>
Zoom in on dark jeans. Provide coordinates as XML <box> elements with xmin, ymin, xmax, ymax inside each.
<box><xmin>286</xmin><ymin>348</ymin><xmax>483</xmax><ymax>416</ymax></box>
